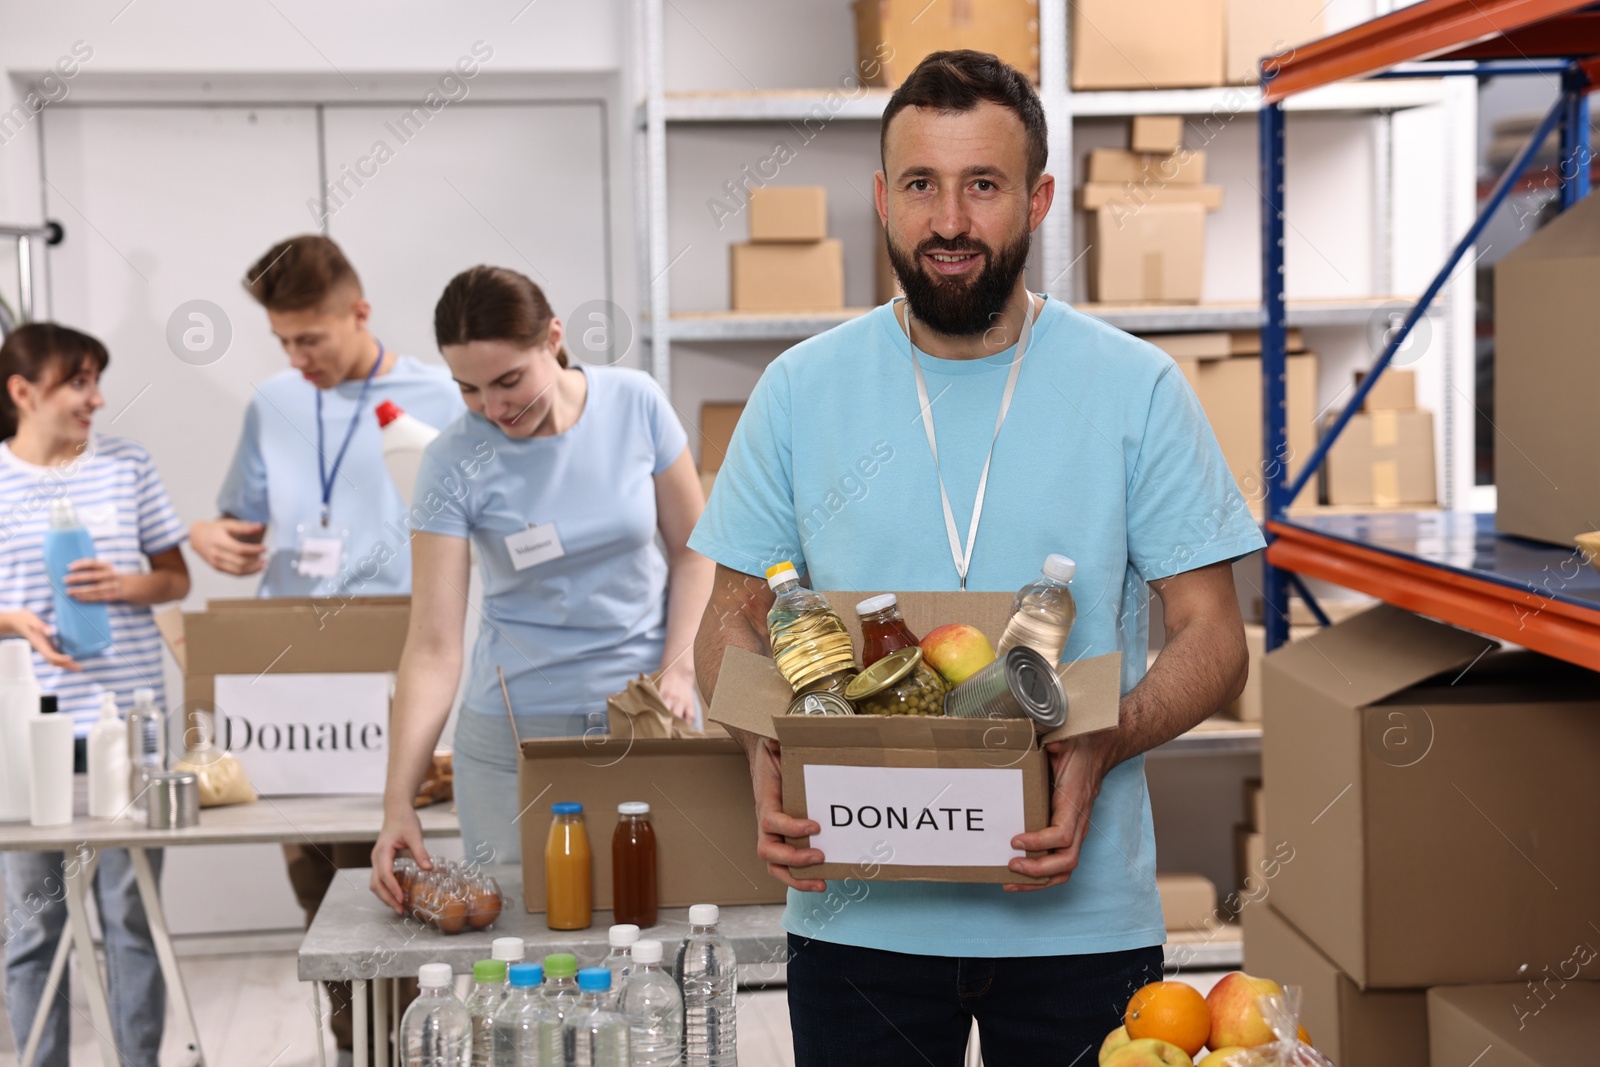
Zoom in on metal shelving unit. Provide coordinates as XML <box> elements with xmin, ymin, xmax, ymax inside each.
<box><xmin>1258</xmin><ymin>0</ymin><xmax>1600</xmax><ymax>664</ymax></box>
<box><xmin>632</xmin><ymin>0</ymin><xmax>1464</xmax><ymax>397</ymax></box>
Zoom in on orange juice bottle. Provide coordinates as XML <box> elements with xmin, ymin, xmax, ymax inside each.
<box><xmin>545</xmin><ymin>802</ymin><xmax>593</xmax><ymax>930</ymax></box>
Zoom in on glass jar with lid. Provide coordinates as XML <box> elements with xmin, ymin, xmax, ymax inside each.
<box><xmin>855</xmin><ymin>593</ymin><xmax>921</xmax><ymax>667</ymax></box>
<box><xmin>843</xmin><ymin>647</ymin><xmax>948</xmax><ymax>716</ymax></box>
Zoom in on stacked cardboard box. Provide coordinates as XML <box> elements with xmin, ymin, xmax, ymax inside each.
<box><xmin>1156</xmin><ymin>872</ymin><xmax>1219</xmax><ymax>932</ymax></box>
<box><xmin>1323</xmin><ymin>368</ymin><xmax>1438</xmax><ymax>506</ymax></box>
<box><xmin>1254</xmin><ymin>605</ymin><xmax>1600</xmax><ymax>1063</ymax></box>
<box><xmin>1071</xmin><ymin>0</ymin><xmax>1325</xmax><ymax>89</ymax></box>
<box><xmin>730</xmin><ymin>187</ymin><xmax>844</xmax><ymax>312</ymax></box>
<box><xmin>697</xmin><ymin>401</ymin><xmax>744</xmax><ymax>498</ymax></box>
<box><xmin>854</xmin><ymin>0</ymin><xmax>1039</xmax><ymax>88</ymax></box>
<box><xmin>1429</xmin><ymin>983</ymin><xmax>1600</xmax><ymax>1065</ymax></box>
<box><xmin>1225</xmin><ymin>0</ymin><xmax>1326</xmax><ymax>84</ymax></box>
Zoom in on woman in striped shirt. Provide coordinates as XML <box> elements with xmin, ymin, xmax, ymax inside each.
<box><xmin>0</xmin><ymin>323</ymin><xmax>188</xmax><ymax>1067</ymax></box>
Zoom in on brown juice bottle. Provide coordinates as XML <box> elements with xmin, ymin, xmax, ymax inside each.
<box><xmin>856</xmin><ymin>593</ymin><xmax>921</xmax><ymax>667</ymax></box>
<box><xmin>612</xmin><ymin>801</ymin><xmax>658</xmax><ymax>928</ymax></box>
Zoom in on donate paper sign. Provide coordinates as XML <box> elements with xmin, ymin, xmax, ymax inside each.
<box><xmin>213</xmin><ymin>672</ymin><xmax>391</xmax><ymax>795</ymax></box>
<box><xmin>803</xmin><ymin>764</ymin><xmax>1028</xmax><ymax>867</ymax></box>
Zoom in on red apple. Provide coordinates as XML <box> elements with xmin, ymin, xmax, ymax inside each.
<box><xmin>1206</xmin><ymin>971</ymin><xmax>1284</xmax><ymax>1049</ymax></box>
<box><xmin>1101</xmin><ymin>1038</ymin><xmax>1194</xmax><ymax>1067</ymax></box>
<box><xmin>920</xmin><ymin>623</ymin><xmax>996</xmax><ymax>685</ymax></box>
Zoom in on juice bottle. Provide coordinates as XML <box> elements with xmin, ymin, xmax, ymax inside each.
<box><xmin>765</xmin><ymin>561</ymin><xmax>857</xmax><ymax>695</ymax></box>
<box><xmin>545</xmin><ymin>802</ymin><xmax>592</xmax><ymax>930</ymax></box>
<box><xmin>855</xmin><ymin>594</ymin><xmax>921</xmax><ymax>667</ymax></box>
<box><xmin>611</xmin><ymin>802</ymin><xmax>658</xmax><ymax>928</ymax></box>
<box><xmin>995</xmin><ymin>554</ymin><xmax>1078</xmax><ymax>665</ymax></box>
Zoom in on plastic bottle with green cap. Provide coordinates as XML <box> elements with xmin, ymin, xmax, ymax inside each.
<box><xmin>765</xmin><ymin>560</ymin><xmax>858</xmax><ymax>696</ymax></box>
<box><xmin>400</xmin><ymin>963</ymin><xmax>469</xmax><ymax>1066</ymax></box>
<box><xmin>463</xmin><ymin>959</ymin><xmax>506</xmax><ymax>1067</ymax></box>
<box><xmin>492</xmin><ymin>962</ymin><xmax>553</xmax><ymax>1065</ymax></box>
<box><xmin>540</xmin><ymin>952</ymin><xmax>582</xmax><ymax>1064</ymax></box>
<box><xmin>565</xmin><ymin>968</ymin><xmax>630</xmax><ymax>1067</ymax></box>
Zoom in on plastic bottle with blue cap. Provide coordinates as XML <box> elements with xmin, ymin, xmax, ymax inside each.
<box><xmin>564</xmin><ymin>967</ymin><xmax>629</xmax><ymax>1067</ymax></box>
<box><xmin>491</xmin><ymin>961</ymin><xmax>552</xmax><ymax>1065</ymax></box>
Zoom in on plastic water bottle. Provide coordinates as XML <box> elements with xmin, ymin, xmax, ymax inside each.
<box><xmin>676</xmin><ymin>904</ymin><xmax>737</xmax><ymax>1067</ymax></box>
<box><xmin>491</xmin><ymin>937</ymin><xmax>525</xmax><ymax>995</ymax></box>
<box><xmin>765</xmin><ymin>561</ymin><xmax>857</xmax><ymax>696</ymax></box>
<box><xmin>87</xmin><ymin>691</ymin><xmax>129</xmax><ymax>819</ymax></box>
<box><xmin>376</xmin><ymin>400</ymin><xmax>441</xmax><ymax>504</ymax></box>
<box><xmin>491</xmin><ymin>961</ymin><xmax>551</xmax><ymax>1066</ymax></box>
<box><xmin>401</xmin><ymin>963</ymin><xmax>470</xmax><ymax>1067</ymax></box>
<box><xmin>994</xmin><ymin>554</ymin><xmax>1078</xmax><ymax>665</ymax></box>
<box><xmin>540</xmin><ymin>953</ymin><xmax>581</xmax><ymax>1063</ymax></box>
<box><xmin>603</xmin><ymin>923</ymin><xmax>639</xmax><ymax>1002</ymax></box>
<box><xmin>0</xmin><ymin>641</ymin><xmax>42</xmax><ymax>822</ymax></box>
<box><xmin>464</xmin><ymin>959</ymin><xmax>506</xmax><ymax>1067</ymax></box>
<box><xmin>125</xmin><ymin>687</ymin><xmax>166</xmax><ymax>822</ymax></box>
<box><xmin>564</xmin><ymin>968</ymin><xmax>629</xmax><ymax>1067</ymax></box>
<box><xmin>620</xmin><ymin>939</ymin><xmax>683</xmax><ymax>1067</ymax></box>
<box><xmin>42</xmin><ymin>497</ymin><xmax>111</xmax><ymax>659</ymax></box>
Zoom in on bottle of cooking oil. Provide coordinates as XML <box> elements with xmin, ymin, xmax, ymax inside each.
<box><xmin>765</xmin><ymin>561</ymin><xmax>858</xmax><ymax>696</ymax></box>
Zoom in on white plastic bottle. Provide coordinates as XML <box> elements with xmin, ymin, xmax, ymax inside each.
<box><xmin>564</xmin><ymin>968</ymin><xmax>630</xmax><ymax>1067</ymax></box>
<box><xmin>88</xmin><ymin>691</ymin><xmax>130</xmax><ymax>819</ymax></box>
<box><xmin>994</xmin><ymin>554</ymin><xmax>1078</xmax><ymax>665</ymax></box>
<box><xmin>0</xmin><ymin>640</ymin><xmax>41</xmax><ymax>822</ymax></box>
<box><xmin>376</xmin><ymin>400</ymin><xmax>441</xmax><ymax>505</ymax></box>
<box><xmin>602</xmin><ymin>923</ymin><xmax>639</xmax><ymax>1001</ymax></box>
<box><xmin>126</xmin><ymin>686</ymin><xmax>166</xmax><ymax>822</ymax></box>
<box><xmin>620</xmin><ymin>939</ymin><xmax>684</xmax><ymax>1067</ymax></box>
<box><xmin>28</xmin><ymin>695</ymin><xmax>75</xmax><ymax>827</ymax></box>
<box><xmin>676</xmin><ymin>904</ymin><xmax>737</xmax><ymax>1067</ymax></box>
<box><xmin>401</xmin><ymin>963</ymin><xmax>471</xmax><ymax>1067</ymax></box>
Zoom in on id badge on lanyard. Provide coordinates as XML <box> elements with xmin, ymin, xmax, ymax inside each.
<box><xmin>294</xmin><ymin>522</ymin><xmax>349</xmax><ymax>592</ymax></box>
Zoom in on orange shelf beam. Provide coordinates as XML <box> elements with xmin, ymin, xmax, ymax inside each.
<box><xmin>1263</xmin><ymin>0</ymin><xmax>1596</xmax><ymax>102</ymax></box>
<box><xmin>1266</xmin><ymin>521</ymin><xmax>1600</xmax><ymax>672</ymax></box>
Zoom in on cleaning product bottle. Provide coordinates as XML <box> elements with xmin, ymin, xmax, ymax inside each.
<box><xmin>376</xmin><ymin>400</ymin><xmax>441</xmax><ymax>505</ymax></box>
<box><xmin>88</xmin><ymin>691</ymin><xmax>130</xmax><ymax>819</ymax></box>
<box><xmin>43</xmin><ymin>497</ymin><xmax>112</xmax><ymax>659</ymax></box>
<box><xmin>995</xmin><ymin>554</ymin><xmax>1078</xmax><ymax>665</ymax></box>
<box><xmin>765</xmin><ymin>561</ymin><xmax>857</xmax><ymax>696</ymax></box>
<box><xmin>29</xmin><ymin>695</ymin><xmax>75</xmax><ymax>827</ymax></box>
<box><xmin>0</xmin><ymin>640</ymin><xmax>41</xmax><ymax>821</ymax></box>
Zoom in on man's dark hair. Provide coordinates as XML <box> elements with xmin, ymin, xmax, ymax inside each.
<box><xmin>880</xmin><ymin>50</ymin><xmax>1048</xmax><ymax>184</ymax></box>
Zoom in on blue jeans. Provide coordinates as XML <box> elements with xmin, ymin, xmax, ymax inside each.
<box><xmin>2</xmin><ymin>848</ymin><xmax>165</xmax><ymax>1067</ymax></box>
<box><xmin>786</xmin><ymin>934</ymin><xmax>1164</xmax><ymax>1066</ymax></box>
<box><xmin>452</xmin><ymin>707</ymin><xmax>596</xmax><ymax>868</ymax></box>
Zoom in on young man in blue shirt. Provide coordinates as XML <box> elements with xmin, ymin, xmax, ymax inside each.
<box><xmin>691</xmin><ymin>51</ymin><xmax>1263</xmax><ymax>1063</ymax></box>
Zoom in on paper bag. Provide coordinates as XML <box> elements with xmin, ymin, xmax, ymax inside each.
<box><xmin>606</xmin><ymin>673</ymin><xmax>705</xmax><ymax>740</ymax></box>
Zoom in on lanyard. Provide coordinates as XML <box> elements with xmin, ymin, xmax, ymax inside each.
<box><xmin>315</xmin><ymin>342</ymin><xmax>385</xmax><ymax>527</ymax></box>
<box><xmin>902</xmin><ymin>295</ymin><xmax>1037</xmax><ymax>591</ymax></box>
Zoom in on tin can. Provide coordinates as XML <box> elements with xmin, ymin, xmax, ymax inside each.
<box><xmin>786</xmin><ymin>691</ymin><xmax>855</xmax><ymax>716</ymax></box>
<box><xmin>146</xmin><ymin>771</ymin><xmax>200</xmax><ymax>830</ymax></box>
<box><xmin>944</xmin><ymin>646</ymin><xmax>1067</xmax><ymax>731</ymax></box>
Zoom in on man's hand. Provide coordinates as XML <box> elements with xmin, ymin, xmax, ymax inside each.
<box><xmin>1006</xmin><ymin>731</ymin><xmax>1118</xmax><ymax>892</ymax></box>
<box><xmin>749</xmin><ymin>737</ymin><xmax>827</xmax><ymax>893</ymax></box>
<box><xmin>65</xmin><ymin>559</ymin><xmax>124</xmax><ymax>602</ymax></box>
<box><xmin>189</xmin><ymin>518</ymin><xmax>267</xmax><ymax>575</ymax></box>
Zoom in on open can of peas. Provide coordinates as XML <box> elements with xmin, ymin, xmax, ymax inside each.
<box><xmin>843</xmin><ymin>647</ymin><xmax>948</xmax><ymax>716</ymax></box>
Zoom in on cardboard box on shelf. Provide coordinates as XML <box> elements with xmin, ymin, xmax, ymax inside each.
<box><xmin>1495</xmin><ymin>189</ymin><xmax>1600</xmax><ymax>546</ymax></box>
<box><xmin>1078</xmin><ymin>183</ymin><xmax>1224</xmax><ymax>212</ymax></box>
<box><xmin>748</xmin><ymin>186</ymin><xmax>828</xmax><ymax>242</ymax></box>
<box><xmin>177</xmin><ymin>598</ymin><xmax>410</xmax><ymax>796</ymax></box>
<box><xmin>1176</xmin><ymin>352</ymin><xmax>1319</xmax><ymax>508</ymax></box>
<box><xmin>1243</xmin><ymin>777</ymin><xmax>1264</xmax><ymax>833</ymax></box>
<box><xmin>1140</xmin><ymin>332</ymin><xmax>1232</xmax><ymax>360</ymax></box>
<box><xmin>709</xmin><ymin>592</ymin><xmax>1123</xmax><ymax>884</ymax></box>
<box><xmin>1225</xmin><ymin>621</ymin><xmax>1317</xmax><ymax>722</ymax></box>
<box><xmin>1324</xmin><ymin>409</ymin><xmax>1437</xmax><ymax>506</ymax></box>
<box><xmin>1088</xmin><ymin>202</ymin><xmax>1206</xmax><ymax>303</ymax></box>
<box><xmin>1226</xmin><ymin>0</ymin><xmax>1327</xmax><ymax>84</ymax></box>
<box><xmin>1131</xmin><ymin>115</ymin><xmax>1185</xmax><ymax>154</ymax></box>
<box><xmin>730</xmin><ymin>239</ymin><xmax>844</xmax><ymax>312</ymax></box>
<box><xmin>1263</xmin><ymin>605</ymin><xmax>1600</xmax><ymax>988</ymax></box>
<box><xmin>1087</xmin><ymin>147</ymin><xmax>1207</xmax><ymax>185</ymax></box>
<box><xmin>854</xmin><ymin>0</ymin><xmax>1040</xmax><ymax>88</ymax></box>
<box><xmin>1242</xmin><ymin>903</ymin><xmax>1430</xmax><ymax>1067</ymax></box>
<box><xmin>698</xmin><ymin>402</ymin><xmax>744</xmax><ymax>474</ymax></box>
<box><xmin>518</xmin><ymin>736</ymin><xmax>784</xmax><ymax>913</ymax></box>
<box><xmin>1228</xmin><ymin>327</ymin><xmax>1305</xmax><ymax>354</ymax></box>
<box><xmin>1356</xmin><ymin>367</ymin><xmax>1417</xmax><ymax>411</ymax></box>
<box><xmin>1428</xmin><ymin>982</ymin><xmax>1600</xmax><ymax>1067</ymax></box>
<box><xmin>1072</xmin><ymin>0</ymin><xmax>1225</xmax><ymax>89</ymax></box>
<box><xmin>1156</xmin><ymin>872</ymin><xmax>1219</xmax><ymax>931</ymax></box>
<box><xmin>1234</xmin><ymin>824</ymin><xmax>1265</xmax><ymax>896</ymax></box>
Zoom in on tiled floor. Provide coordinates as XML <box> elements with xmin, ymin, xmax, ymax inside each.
<box><xmin>0</xmin><ymin>949</ymin><xmax>1225</xmax><ymax>1066</ymax></box>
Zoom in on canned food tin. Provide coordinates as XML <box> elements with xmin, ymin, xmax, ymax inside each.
<box><xmin>147</xmin><ymin>771</ymin><xmax>200</xmax><ymax>830</ymax></box>
<box><xmin>843</xmin><ymin>647</ymin><xmax>948</xmax><ymax>716</ymax></box>
<box><xmin>787</xmin><ymin>691</ymin><xmax>855</xmax><ymax>716</ymax></box>
<box><xmin>944</xmin><ymin>646</ymin><xmax>1067</xmax><ymax>731</ymax></box>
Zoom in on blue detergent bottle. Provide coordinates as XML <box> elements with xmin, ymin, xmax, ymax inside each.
<box><xmin>43</xmin><ymin>497</ymin><xmax>111</xmax><ymax>659</ymax></box>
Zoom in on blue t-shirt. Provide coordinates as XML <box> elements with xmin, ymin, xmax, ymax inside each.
<box><xmin>411</xmin><ymin>365</ymin><xmax>689</xmax><ymax>726</ymax></box>
<box><xmin>688</xmin><ymin>297</ymin><xmax>1265</xmax><ymax>958</ymax></box>
<box><xmin>217</xmin><ymin>355</ymin><xmax>465</xmax><ymax>598</ymax></box>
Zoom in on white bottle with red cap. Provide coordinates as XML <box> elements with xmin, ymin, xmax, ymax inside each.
<box><xmin>375</xmin><ymin>400</ymin><xmax>441</xmax><ymax>504</ymax></box>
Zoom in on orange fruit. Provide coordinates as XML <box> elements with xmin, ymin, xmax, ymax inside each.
<box><xmin>1125</xmin><ymin>980</ymin><xmax>1210</xmax><ymax>1057</ymax></box>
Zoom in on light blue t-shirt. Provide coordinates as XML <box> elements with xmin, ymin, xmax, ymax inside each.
<box><xmin>217</xmin><ymin>355</ymin><xmax>465</xmax><ymax>598</ymax></box>
<box><xmin>688</xmin><ymin>297</ymin><xmax>1265</xmax><ymax>959</ymax></box>
<box><xmin>411</xmin><ymin>364</ymin><xmax>689</xmax><ymax>726</ymax></box>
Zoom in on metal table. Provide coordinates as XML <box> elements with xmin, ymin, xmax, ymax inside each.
<box><xmin>0</xmin><ymin>789</ymin><xmax>459</xmax><ymax>1067</ymax></box>
<box><xmin>299</xmin><ymin>867</ymin><xmax>789</xmax><ymax>1067</ymax></box>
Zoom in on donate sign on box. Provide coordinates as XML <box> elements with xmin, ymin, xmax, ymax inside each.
<box><xmin>804</xmin><ymin>764</ymin><xmax>1028</xmax><ymax>868</ymax></box>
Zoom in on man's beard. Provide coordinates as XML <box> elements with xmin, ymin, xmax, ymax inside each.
<box><xmin>886</xmin><ymin>227</ymin><xmax>1031</xmax><ymax>338</ymax></box>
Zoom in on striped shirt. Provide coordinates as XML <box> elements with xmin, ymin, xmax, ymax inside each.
<box><xmin>0</xmin><ymin>436</ymin><xmax>186</xmax><ymax>733</ymax></box>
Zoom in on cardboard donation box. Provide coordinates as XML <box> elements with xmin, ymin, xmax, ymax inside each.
<box><xmin>1263</xmin><ymin>605</ymin><xmax>1600</xmax><ymax>988</ymax></box>
<box><xmin>731</xmin><ymin>240</ymin><xmax>844</xmax><ymax>311</ymax></box>
<box><xmin>1072</xmin><ymin>0</ymin><xmax>1225</xmax><ymax>89</ymax></box>
<box><xmin>518</xmin><ymin>736</ymin><xmax>783</xmax><ymax>913</ymax></box>
<box><xmin>179</xmin><ymin>598</ymin><xmax>409</xmax><ymax>796</ymax></box>
<box><xmin>709</xmin><ymin>592</ymin><xmax>1123</xmax><ymax>884</ymax></box>
<box><xmin>854</xmin><ymin>0</ymin><xmax>1040</xmax><ymax>88</ymax></box>
<box><xmin>1242</xmin><ymin>904</ymin><xmax>1430</xmax><ymax>1067</ymax></box>
<box><xmin>1428</xmin><ymin>983</ymin><xmax>1600</xmax><ymax>1067</ymax></box>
